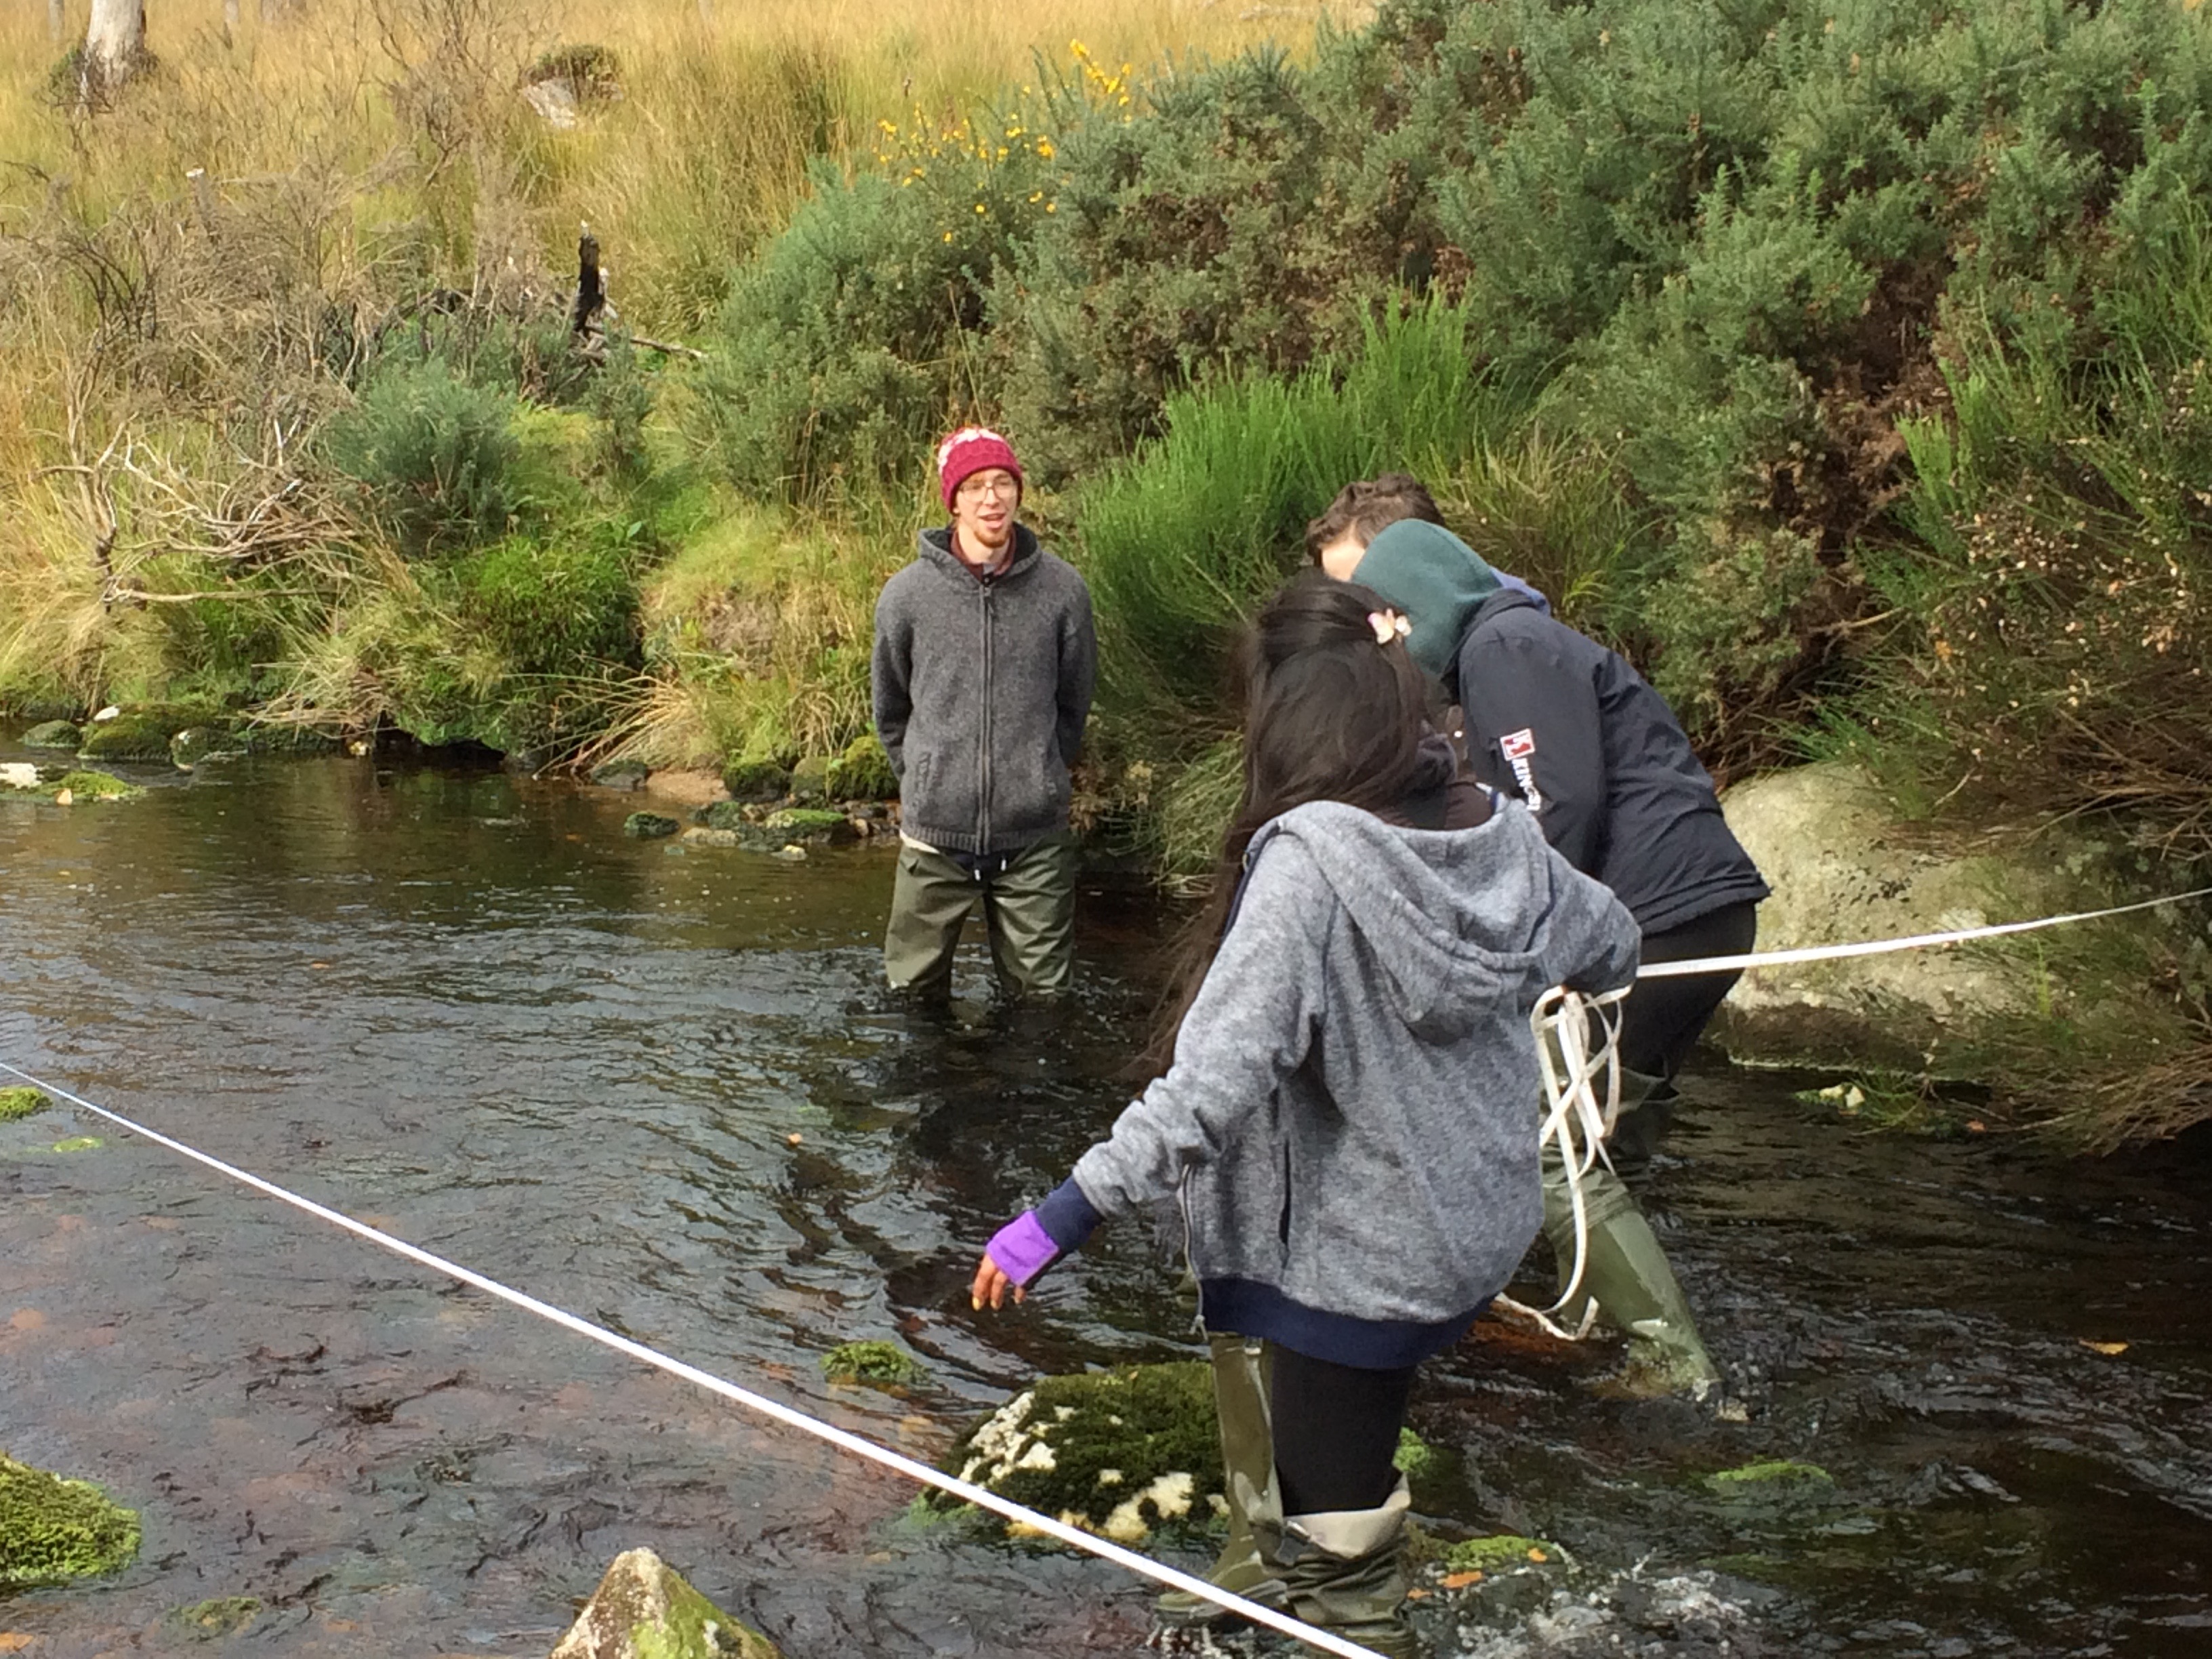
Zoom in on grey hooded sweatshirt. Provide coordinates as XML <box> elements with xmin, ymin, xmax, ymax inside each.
<box><xmin>871</xmin><ymin>525</ymin><xmax>1097</xmax><ymax>856</ymax></box>
<box><xmin>1033</xmin><ymin>798</ymin><xmax>1640</xmax><ymax>1366</ymax></box>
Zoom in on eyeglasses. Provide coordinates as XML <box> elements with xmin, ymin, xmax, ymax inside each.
<box><xmin>958</xmin><ymin>476</ymin><xmax>1017</xmax><ymax>501</ymax></box>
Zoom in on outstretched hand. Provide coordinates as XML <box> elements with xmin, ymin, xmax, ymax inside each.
<box><xmin>970</xmin><ymin>1250</ymin><xmax>1026</xmax><ymax>1310</ymax></box>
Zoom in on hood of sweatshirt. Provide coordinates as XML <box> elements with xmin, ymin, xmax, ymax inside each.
<box><xmin>1250</xmin><ymin>798</ymin><xmax>1566</xmax><ymax>1036</ymax></box>
<box><xmin>1351</xmin><ymin>519</ymin><xmax>1502</xmax><ymax>679</ymax></box>
<box><xmin>917</xmin><ymin>522</ymin><xmax>1041</xmax><ymax>586</ymax></box>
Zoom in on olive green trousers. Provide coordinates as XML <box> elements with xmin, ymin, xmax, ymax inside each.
<box><xmin>882</xmin><ymin>833</ymin><xmax>1078</xmax><ymax>998</ymax></box>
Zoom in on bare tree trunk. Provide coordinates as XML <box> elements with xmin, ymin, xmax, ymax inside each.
<box><xmin>83</xmin><ymin>0</ymin><xmax>148</xmax><ymax>98</ymax></box>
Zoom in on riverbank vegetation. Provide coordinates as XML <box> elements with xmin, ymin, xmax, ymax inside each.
<box><xmin>2</xmin><ymin>0</ymin><xmax>2208</xmax><ymax>1139</ymax></box>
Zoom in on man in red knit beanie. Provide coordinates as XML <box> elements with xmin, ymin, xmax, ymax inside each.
<box><xmin>869</xmin><ymin>428</ymin><xmax>1097</xmax><ymax>998</ymax></box>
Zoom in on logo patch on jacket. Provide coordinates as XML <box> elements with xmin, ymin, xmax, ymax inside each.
<box><xmin>1498</xmin><ymin>728</ymin><xmax>1543</xmax><ymax>810</ymax></box>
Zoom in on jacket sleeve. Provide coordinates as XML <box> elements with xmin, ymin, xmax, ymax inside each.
<box><xmin>1457</xmin><ymin>625</ymin><xmax>1607</xmax><ymax>873</ymax></box>
<box><xmin>1067</xmin><ymin>840</ymin><xmax>1328</xmax><ymax>1221</ymax></box>
<box><xmin>1538</xmin><ymin>842</ymin><xmax>1642</xmax><ymax>996</ymax></box>
<box><xmin>1057</xmin><ymin>575</ymin><xmax>1097</xmax><ymax>768</ymax></box>
<box><xmin>872</xmin><ymin>583</ymin><xmax>914</xmax><ymax>778</ymax></box>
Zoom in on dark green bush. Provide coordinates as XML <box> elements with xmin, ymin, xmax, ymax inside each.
<box><xmin>453</xmin><ymin>538</ymin><xmax>640</xmax><ymax>680</ymax></box>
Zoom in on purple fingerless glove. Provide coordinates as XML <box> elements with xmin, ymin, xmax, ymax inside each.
<box><xmin>986</xmin><ymin>1211</ymin><xmax>1061</xmax><ymax>1288</ymax></box>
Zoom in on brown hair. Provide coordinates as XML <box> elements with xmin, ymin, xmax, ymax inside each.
<box><xmin>1303</xmin><ymin>473</ymin><xmax>1446</xmax><ymax>562</ymax></box>
<box><xmin>1141</xmin><ymin>572</ymin><xmax>1431</xmax><ymax>1073</ymax></box>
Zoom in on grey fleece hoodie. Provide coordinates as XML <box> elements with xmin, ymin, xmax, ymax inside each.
<box><xmin>872</xmin><ymin>525</ymin><xmax>1097</xmax><ymax>855</ymax></box>
<box><xmin>1052</xmin><ymin>799</ymin><xmax>1639</xmax><ymax>1361</ymax></box>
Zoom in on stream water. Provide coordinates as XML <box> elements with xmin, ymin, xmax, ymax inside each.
<box><xmin>2</xmin><ymin>748</ymin><xmax>2208</xmax><ymax>1659</ymax></box>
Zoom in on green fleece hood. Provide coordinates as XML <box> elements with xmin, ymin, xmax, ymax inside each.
<box><xmin>1352</xmin><ymin>520</ymin><xmax>1501</xmax><ymax>678</ymax></box>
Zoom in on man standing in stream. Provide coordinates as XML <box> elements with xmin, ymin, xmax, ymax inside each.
<box><xmin>871</xmin><ymin>427</ymin><xmax>1097</xmax><ymax>1000</ymax></box>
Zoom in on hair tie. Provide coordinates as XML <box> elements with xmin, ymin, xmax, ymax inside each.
<box><xmin>1368</xmin><ymin>609</ymin><xmax>1411</xmax><ymax>647</ymax></box>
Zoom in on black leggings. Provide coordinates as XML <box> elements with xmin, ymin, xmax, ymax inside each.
<box><xmin>1618</xmin><ymin>899</ymin><xmax>1759</xmax><ymax>1082</ymax></box>
<box><xmin>1269</xmin><ymin>1346</ymin><xmax>1417</xmax><ymax>1515</ymax></box>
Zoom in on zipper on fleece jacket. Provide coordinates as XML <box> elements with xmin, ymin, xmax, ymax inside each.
<box><xmin>977</xmin><ymin>581</ymin><xmax>996</xmax><ymax>858</ymax></box>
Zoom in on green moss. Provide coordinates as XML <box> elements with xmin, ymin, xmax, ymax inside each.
<box><xmin>722</xmin><ymin>756</ymin><xmax>791</xmax><ymax>802</ymax></box>
<box><xmin>624</xmin><ymin>812</ymin><xmax>680</xmax><ymax>839</ymax></box>
<box><xmin>1704</xmin><ymin>1459</ymin><xmax>1834</xmax><ymax>1492</ymax></box>
<box><xmin>698</xmin><ymin>800</ymin><xmax>755</xmax><ymax>831</ymax></box>
<box><xmin>1392</xmin><ymin>1427</ymin><xmax>1437</xmax><ymax>1481</ymax></box>
<box><xmin>825</xmin><ymin>733</ymin><xmax>897</xmax><ymax>801</ymax></box>
<box><xmin>51</xmin><ymin>1136</ymin><xmax>103</xmax><ymax>1153</ymax></box>
<box><xmin>78</xmin><ymin>708</ymin><xmax>209</xmax><ymax>762</ymax></box>
<box><xmin>820</xmin><ymin>1340</ymin><xmax>923</xmax><ymax>1388</ymax></box>
<box><xmin>763</xmin><ymin>807</ymin><xmax>851</xmax><ymax>844</ymax></box>
<box><xmin>0</xmin><ymin>1452</ymin><xmax>142</xmax><ymax>1588</ymax></box>
<box><xmin>0</xmin><ymin>1088</ymin><xmax>47</xmax><ymax>1122</ymax></box>
<box><xmin>1443</xmin><ymin>1534</ymin><xmax>1564</xmax><ymax>1573</ymax></box>
<box><xmin>22</xmin><ymin>720</ymin><xmax>81</xmax><ymax>750</ymax></box>
<box><xmin>53</xmin><ymin>771</ymin><xmax>142</xmax><ymax>801</ymax></box>
<box><xmin>166</xmin><ymin>1597</ymin><xmax>263</xmax><ymax>1639</ymax></box>
<box><xmin>937</xmin><ymin>1361</ymin><xmax>1222</xmax><ymax>1543</ymax></box>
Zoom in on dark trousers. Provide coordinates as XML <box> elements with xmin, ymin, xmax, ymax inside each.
<box><xmin>1269</xmin><ymin>1347</ymin><xmax>1418</xmax><ymax>1516</ymax></box>
<box><xmin>1607</xmin><ymin>899</ymin><xmax>1758</xmax><ymax>1163</ymax></box>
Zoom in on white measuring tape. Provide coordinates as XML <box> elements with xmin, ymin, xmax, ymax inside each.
<box><xmin>0</xmin><ymin>1059</ymin><xmax>1388</xmax><ymax>1659</ymax></box>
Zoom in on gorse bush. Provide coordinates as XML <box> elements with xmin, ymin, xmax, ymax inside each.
<box><xmin>323</xmin><ymin>362</ymin><xmax>529</xmax><ymax>559</ymax></box>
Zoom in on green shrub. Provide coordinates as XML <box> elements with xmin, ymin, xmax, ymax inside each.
<box><xmin>821</xmin><ymin>1340</ymin><xmax>923</xmax><ymax>1387</ymax></box>
<box><xmin>324</xmin><ymin>361</ymin><xmax>529</xmax><ymax>558</ymax></box>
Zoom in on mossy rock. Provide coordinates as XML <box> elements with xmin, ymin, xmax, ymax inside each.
<box><xmin>623</xmin><ymin>812</ymin><xmax>680</xmax><ymax>840</ymax></box>
<box><xmin>550</xmin><ymin>1547</ymin><xmax>783</xmax><ymax>1659</ymax></box>
<box><xmin>0</xmin><ymin>1087</ymin><xmax>47</xmax><ymax>1122</ymax></box>
<box><xmin>1442</xmin><ymin>1534</ymin><xmax>1566</xmax><ymax>1574</ymax></box>
<box><xmin>936</xmin><ymin>1361</ymin><xmax>1222</xmax><ymax>1544</ymax></box>
<box><xmin>722</xmin><ymin>756</ymin><xmax>791</xmax><ymax>802</ymax></box>
<box><xmin>763</xmin><ymin>807</ymin><xmax>854</xmax><ymax>846</ymax></box>
<box><xmin>53</xmin><ymin>770</ymin><xmax>142</xmax><ymax>802</ymax></box>
<box><xmin>1704</xmin><ymin>1459</ymin><xmax>1833</xmax><ymax>1494</ymax></box>
<box><xmin>77</xmin><ymin>706</ymin><xmax>211</xmax><ymax>762</ymax></box>
<box><xmin>820</xmin><ymin>1340</ymin><xmax>924</xmax><ymax>1389</ymax></box>
<box><xmin>50</xmin><ymin>1136</ymin><xmax>103</xmax><ymax>1153</ymax></box>
<box><xmin>0</xmin><ymin>1452</ymin><xmax>142</xmax><ymax>1589</ymax></box>
<box><xmin>697</xmin><ymin>800</ymin><xmax>755</xmax><ymax>832</ymax></box>
<box><xmin>787</xmin><ymin>755</ymin><xmax>832</xmax><ymax>804</ymax></box>
<box><xmin>22</xmin><ymin>720</ymin><xmax>81</xmax><ymax>750</ymax></box>
<box><xmin>592</xmin><ymin>758</ymin><xmax>651</xmax><ymax>791</ymax></box>
<box><xmin>1393</xmin><ymin>1427</ymin><xmax>1437</xmax><ymax>1481</ymax></box>
<box><xmin>239</xmin><ymin>724</ymin><xmax>342</xmax><ymax>756</ymax></box>
<box><xmin>825</xmin><ymin>733</ymin><xmax>898</xmax><ymax>802</ymax></box>
<box><xmin>166</xmin><ymin>1597</ymin><xmax>263</xmax><ymax>1639</ymax></box>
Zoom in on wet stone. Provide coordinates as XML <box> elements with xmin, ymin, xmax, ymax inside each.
<box><xmin>550</xmin><ymin>1547</ymin><xmax>782</xmax><ymax>1659</ymax></box>
<box><xmin>623</xmin><ymin>813</ymin><xmax>680</xmax><ymax>840</ymax></box>
<box><xmin>591</xmin><ymin>759</ymin><xmax>651</xmax><ymax>792</ymax></box>
<box><xmin>22</xmin><ymin>720</ymin><xmax>81</xmax><ymax>750</ymax></box>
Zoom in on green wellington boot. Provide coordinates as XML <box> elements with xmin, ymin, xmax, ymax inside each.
<box><xmin>1262</xmin><ymin>1475</ymin><xmax>1422</xmax><ymax>1659</ymax></box>
<box><xmin>1542</xmin><ymin>1072</ymin><xmax>1721</xmax><ymax>1399</ymax></box>
<box><xmin>1155</xmin><ymin>1334</ymin><xmax>1286</xmax><ymax>1626</ymax></box>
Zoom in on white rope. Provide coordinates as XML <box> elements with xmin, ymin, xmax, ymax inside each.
<box><xmin>1635</xmin><ymin>882</ymin><xmax>2212</xmax><ymax>979</ymax></box>
<box><xmin>1492</xmin><ymin>986</ymin><xmax>1624</xmax><ymax>1342</ymax></box>
<box><xmin>0</xmin><ymin>1059</ymin><xmax>1387</xmax><ymax>1659</ymax></box>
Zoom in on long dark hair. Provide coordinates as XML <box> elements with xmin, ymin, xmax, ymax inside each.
<box><xmin>1143</xmin><ymin>573</ymin><xmax>1433</xmax><ymax>1072</ymax></box>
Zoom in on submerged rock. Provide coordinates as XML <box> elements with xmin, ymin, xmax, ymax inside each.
<box><xmin>22</xmin><ymin>720</ymin><xmax>82</xmax><ymax>750</ymax></box>
<box><xmin>623</xmin><ymin>812</ymin><xmax>680</xmax><ymax>840</ymax></box>
<box><xmin>697</xmin><ymin>800</ymin><xmax>755</xmax><ymax>832</ymax></box>
<box><xmin>591</xmin><ymin>758</ymin><xmax>651</xmax><ymax>792</ymax></box>
<box><xmin>935</xmin><ymin>1361</ymin><xmax>1222</xmax><ymax>1544</ymax></box>
<box><xmin>762</xmin><ymin>807</ymin><xmax>854</xmax><ymax>846</ymax></box>
<box><xmin>548</xmin><ymin>1547</ymin><xmax>781</xmax><ymax>1659</ymax></box>
<box><xmin>0</xmin><ymin>1452</ymin><xmax>142</xmax><ymax>1589</ymax></box>
<box><xmin>170</xmin><ymin>727</ymin><xmax>242</xmax><ymax>771</ymax></box>
<box><xmin>52</xmin><ymin>770</ymin><xmax>142</xmax><ymax>802</ymax></box>
<box><xmin>165</xmin><ymin>1597</ymin><xmax>262</xmax><ymax>1639</ymax></box>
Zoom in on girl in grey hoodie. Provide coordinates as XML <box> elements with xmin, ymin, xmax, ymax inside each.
<box><xmin>970</xmin><ymin>576</ymin><xmax>1639</xmax><ymax>1655</ymax></box>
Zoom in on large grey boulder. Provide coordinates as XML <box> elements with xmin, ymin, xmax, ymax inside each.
<box><xmin>548</xmin><ymin>1548</ymin><xmax>781</xmax><ymax>1659</ymax></box>
<box><xmin>1713</xmin><ymin>763</ymin><xmax>2164</xmax><ymax>1065</ymax></box>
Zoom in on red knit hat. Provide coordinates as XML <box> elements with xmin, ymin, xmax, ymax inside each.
<box><xmin>936</xmin><ymin>426</ymin><xmax>1024</xmax><ymax>510</ymax></box>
